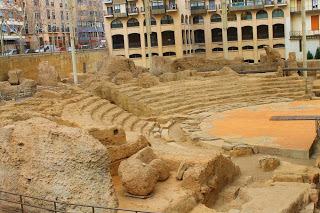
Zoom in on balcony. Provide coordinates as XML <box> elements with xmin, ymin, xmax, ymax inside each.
<box><xmin>290</xmin><ymin>30</ymin><xmax>320</xmax><ymax>39</ymax></box>
<box><xmin>229</xmin><ymin>0</ymin><xmax>264</xmax><ymax>11</ymax></box>
<box><xmin>166</xmin><ymin>4</ymin><xmax>177</xmax><ymax>12</ymax></box>
<box><xmin>104</xmin><ymin>11</ymin><xmax>114</xmax><ymax>17</ymax></box>
<box><xmin>128</xmin><ymin>7</ymin><xmax>139</xmax><ymax>15</ymax></box>
<box><xmin>207</xmin><ymin>4</ymin><xmax>217</xmax><ymax>11</ymax></box>
<box><xmin>191</xmin><ymin>6</ymin><xmax>207</xmax><ymax>14</ymax></box>
<box><xmin>290</xmin><ymin>5</ymin><xmax>320</xmax><ymax>13</ymax></box>
<box><xmin>277</xmin><ymin>0</ymin><xmax>287</xmax><ymax>6</ymax></box>
<box><xmin>264</xmin><ymin>0</ymin><xmax>274</xmax><ymax>7</ymax></box>
<box><xmin>152</xmin><ymin>4</ymin><xmax>166</xmax><ymax>14</ymax></box>
<box><xmin>103</xmin><ymin>0</ymin><xmax>112</xmax><ymax>3</ymax></box>
<box><xmin>114</xmin><ymin>9</ymin><xmax>127</xmax><ymax>18</ymax></box>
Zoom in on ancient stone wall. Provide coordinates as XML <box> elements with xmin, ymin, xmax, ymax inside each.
<box><xmin>0</xmin><ymin>49</ymin><xmax>108</xmax><ymax>81</ymax></box>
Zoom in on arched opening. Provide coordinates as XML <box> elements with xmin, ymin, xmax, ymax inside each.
<box><xmin>195</xmin><ymin>48</ymin><xmax>206</xmax><ymax>53</ymax></box>
<box><xmin>241</xmin><ymin>11</ymin><xmax>252</xmax><ymax>20</ymax></box>
<box><xmin>211</xmin><ymin>14</ymin><xmax>221</xmax><ymax>22</ymax></box>
<box><xmin>183</xmin><ymin>50</ymin><xmax>187</xmax><ymax>55</ymax></box>
<box><xmin>185</xmin><ymin>15</ymin><xmax>189</xmax><ymax>24</ymax></box>
<box><xmin>272</xmin><ymin>9</ymin><xmax>284</xmax><ymax>18</ymax></box>
<box><xmin>163</xmin><ymin>52</ymin><xmax>176</xmax><ymax>56</ymax></box>
<box><xmin>228</xmin><ymin>46</ymin><xmax>238</xmax><ymax>51</ymax></box>
<box><xmin>212</xmin><ymin>28</ymin><xmax>222</xmax><ymax>42</ymax></box>
<box><xmin>144</xmin><ymin>32</ymin><xmax>158</xmax><ymax>47</ymax></box>
<box><xmin>227</xmin><ymin>27</ymin><xmax>238</xmax><ymax>41</ymax></box>
<box><xmin>258</xmin><ymin>44</ymin><xmax>268</xmax><ymax>49</ymax></box>
<box><xmin>128</xmin><ymin>33</ymin><xmax>141</xmax><ymax>48</ymax></box>
<box><xmin>112</xmin><ymin>34</ymin><xmax>124</xmax><ymax>49</ymax></box>
<box><xmin>242</xmin><ymin>26</ymin><xmax>253</xmax><ymax>40</ymax></box>
<box><xmin>111</xmin><ymin>19</ymin><xmax>123</xmax><ymax>29</ymax></box>
<box><xmin>143</xmin><ymin>17</ymin><xmax>156</xmax><ymax>26</ymax></box>
<box><xmin>257</xmin><ymin>10</ymin><xmax>268</xmax><ymax>19</ymax></box>
<box><xmin>273</xmin><ymin>43</ymin><xmax>285</xmax><ymax>48</ymax></box>
<box><xmin>193</xmin><ymin>15</ymin><xmax>204</xmax><ymax>24</ymax></box>
<box><xmin>161</xmin><ymin>15</ymin><xmax>174</xmax><ymax>24</ymax></box>
<box><xmin>127</xmin><ymin>18</ymin><xmax>139</xmax><ymax>27</ymax></box>
<box><xmin>273</xmin><ymin>24</ymin><xmax>284</xmax><ymax>38</ymax></box>
<box><xmin>244</xmin><ymin>59</ymin><xmax>254</xmax><ymax>63</ymax></box>
<box><xmin>242</xmin><ymin>45</ymin><xmax>254</xmax><ymax>50</ymax></box>
<box><xmin>146</xmin><ymin>53</ymin><xmax>159</xmax><ymax>57</ymax></box>
<box><xmin>212</xmin><ymin>47</ymin><xmax>223</xmax><ymax>52</ymax></box>
<box><xmin>162</xmin><ymin>31</ymin><xmax>175</xmax><ymax>46</ymax></box>
<box><xmin>227</xmin><ymin>13</ymin><xmax>237</xmax><ymax>21</ymax></box>
<box><xmin>257</xmin><ymin>25</ymin><xmax>269</xmax><ymax>39</ymax></box>
<box><xmin>181</xmin><ymin>14</ymin><xmax>184</xmax><ymax>23</ymax></box>
<box><xmin>129</xmin><ymin>54</ymin><xmax>142</xmax><ymax>58</ymax></box>
<box><xmin>194</xmin><ymin>29</ymin><xmax>205</xmax><ymax>43</ymax></box>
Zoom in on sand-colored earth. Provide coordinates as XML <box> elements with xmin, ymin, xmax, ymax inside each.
<box><xmin>205</xmin><ymin>100</ymin><xmax>320</xmax><ymax>150</ymax></box>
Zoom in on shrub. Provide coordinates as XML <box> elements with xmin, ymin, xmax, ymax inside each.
<box><xmin>315</xmin><ymin>47</ymin><xmax>320</xmax><ymax>59</ymax></box>
<box><xmin>307</xmin><ymin>51</ymin><xmax>313</xmax><ymax>60</ymax></box>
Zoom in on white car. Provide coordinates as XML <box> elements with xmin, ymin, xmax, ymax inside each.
<box><xmin>3</xmin><ymin>49</ymin><xmax>18</xmax><ymax>55</ymax></box>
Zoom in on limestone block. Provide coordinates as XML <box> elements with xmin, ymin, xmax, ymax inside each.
<box><xmin>8</xmin><ymin>69</ymin><xmax>24</xmax><ymax>85</ymax></box>
<box><xmin>0</xmin><ymin>118</ymin><xmax>118</xmax><ymax>209</ymax></box>
<box><xmin>159</xmin><ymin>72</ymin><xmax>177</xmax><ymax>82</ymax></box>
<box><xmin>0</xmin><ymin>81</ymin><xmax>14</xmax><ymax>94</ymax></box>
<box><xmin>176</xmin><ymin>162</ymin><xmax>189</xmax><ymax>180</ymax></box>
<box><xmin>118</xmin><ymin>159</ymin><xmax>159</xmax><ymax>196</ymax></box>
<box><xmin>149</xmin><ymin>159</ymin><xmax>170</xmax><ymax>181</ymax></box>
<box><xmin>114</xmin><ymin>71</ymin><xmax>133</xmax><ymax>85</ymax></box>
<box><xmin>131</xmin><ymin>147</ymin><xmax>156</xmax><ymax>164</ymax></box>
<box><xmin>38</xmin><ymin>61</ymin><xmax>60</xmax><ymax>86</ymax></box>
<box><xmin>87</xmin><ymin>126</ymin><xmax>126</xmax><ymax>146</ymax></box>
<box><xmin>222</xmin><ymin>144</ymin><xmax>235</xmax><ymax>151</ymax></box>
<box><xmin>259</xmin><ymin>156</ymin><xmax>280</xmax><ymax>172</ymax></box>
<box><xmin>230</xmin><ymin>145</ymin><xmax>253</xmax><ymax>157</ymax></box>
<box><xmin>309</xmin><ymin>188</ymin><xmax>319</xmax><ymax>203</ymax></box>
<box><xmin>264</xmin><ymin>46</ymin><xmax>282</xmax><ymax>63</ymax></box>
<box><xmin>136</xmin><ymin>73</ymin><xmax>159</xmax><ymax>88</ymax></box>
<box><xmin>288</xmin><ymin>52</ymin><xmax>296</xmax><ymax>61</ymax></box>
<box><xmin>273</xmin><ymin>174</ymin><xmax>304</xmax><ymax>182</ymax></box>
<box><xmin>18</xmin><ymin>79</ymin><xmax>37</xmax><ymax>91</ymax></box>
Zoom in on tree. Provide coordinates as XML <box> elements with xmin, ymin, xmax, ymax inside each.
<box><xmin>315</xmin><ymin>47</ymin><xmax>320</xmax><ymax>59</ymax></box>
<box><xmin>307</xmin><ymin>50</ymin><xmax>313</xmax><ymax>60</ymax></box>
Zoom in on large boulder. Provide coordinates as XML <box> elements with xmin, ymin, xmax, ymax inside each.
<box><xmin>118</xmin><ymin>158</ymin><xmax>159</xmax><ymax>196</ymax></box>
<box><xmin>8</xmin><ymin>69</ymin><xmax>24</xmax><ymax>85</ymax></box>
<box><xmin>149</xmin><ymin>159</ymin><xmax>170</xmax><ymax>181</ymax></box>
<box><xmin>0</xmin><ymin>81</ymin><xmax>14</xmax><ymax>94</ymax></box>
<box><xmin>264</xmin><ymin>46</ymin><xmax>282</xmax><ymax>63</ymax></box>
<box><xmin>38</xmin><ymin>61</ymin><xmax>60</xmax><ymax>86</ymax></box>
<box><xmin>0</xmin><ymin>118</ymin><xmax>118</xmax><ymax>210</ymax></box>
<box><xmin>136</xmin><ymin>73</ymin><xmax>159</xmax><ymax>88</ymax></box>
<box><xmin>18</xmin><ymin>78</ymin><xmax>37</xmax><ymax>91</ymax></box>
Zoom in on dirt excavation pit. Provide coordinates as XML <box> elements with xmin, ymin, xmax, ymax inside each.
<box><xmin>1</xmin><ymin>52</ymin><xmax>320</xmax><ymax>212</ymax></box>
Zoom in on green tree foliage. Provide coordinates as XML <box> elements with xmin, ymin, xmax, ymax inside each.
<box><xmin>307</xmin><ymin>51</ymin><xmax>313</xmax><ymax>60</ymax></box>
<box><xmin>314</xmin><ymin>47</ymin><xmax>320</xmax><ymax>59</ymax></box>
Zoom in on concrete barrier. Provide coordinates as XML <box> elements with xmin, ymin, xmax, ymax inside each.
<box><xmin>0</xmin><ymin>49</ymin><xmax>108</xmax><ymax>81</ymax></box>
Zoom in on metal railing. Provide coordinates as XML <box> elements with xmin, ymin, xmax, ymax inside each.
<box><xmin>290</xmin><ymin>4</ymin><xmax>319</xmax><ymax>12</ymax></box>
<box><xmin>167</xmin><ymin>4</ymin><xmax>177</xmax><ymax>10</ymax></box>
<box><xmin>0</xmin><ymin>190</ymin><xmax>161</xmax><ymax>213</ymax></box>
<box><xmin>290</xmin><ymin>30</ymin><xmax>320</xmax><ymax>37</ymax></box>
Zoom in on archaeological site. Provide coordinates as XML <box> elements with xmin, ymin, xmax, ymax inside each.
<box><xmin>2</xmin><ymin>47</ymin><xmax>320</xmax><ymax>213</ymax></box>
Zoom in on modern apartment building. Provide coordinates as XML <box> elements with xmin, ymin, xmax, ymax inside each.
<box><xmin>103</xmin><ymin>0</ymin><xmax>288</xmax><ymax>67</ymax></box>
<box><xmin>25</xmin><ymin>0</ymin><xmax>71</xmax><ymax>49</ymax></box>
<box><xmin>286</xmin><ymin>0</ymin><xmax>320</xmax><ymax>59</ymax></box>
<box><xmin>76</xmin><ymin>0</ymin><xmax>105</xmax><ymax>47</ymax></box>
<box><xmin>0</xmin><ymin>0</ymin><xmax>25</xmax><ymax>51</ymax></box>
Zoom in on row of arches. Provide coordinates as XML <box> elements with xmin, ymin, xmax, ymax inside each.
<box><xmin>129</xmin><ymin>52</ymin><xmax>176</xmax><ymax>58</ymax></box>
<box><xmin>211</xmin><ymin>44</ymin><xmax>285</xmax><ymax>51</ymax></box>
<box><xmin>110</xmin><ymin>9</ymin><xmax>284</xmax><ymax>29</ymax></box>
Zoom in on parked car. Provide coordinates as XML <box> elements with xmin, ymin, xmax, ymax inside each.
<box><xmin>56</xmin><ymin>47</ymin><xmax>66</xmax><ymax>52</ymax></box>
<box><xmin>34</xmin><ymin>45</ymin><xmax>56</xmax><ymax>53</ymax></box>
<box><xmin>3</xmin><ymin>49</ymin><xmax>18</xmax><ymax>56</ymax></box>
<box><xmin>23</xmin><ymin>49</ymin><xmax>36</xmax><ymax>54</ymax></box>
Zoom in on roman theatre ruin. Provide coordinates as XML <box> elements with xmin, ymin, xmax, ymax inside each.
<box><xmin>1</xmin><ymin>48</ymin><xmax>320</xmax><ymax>212</ymax></box>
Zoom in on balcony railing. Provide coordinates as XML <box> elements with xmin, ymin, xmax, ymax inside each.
<box><xmin>129</xmin><ymin>42</ymin><xmax>141</xmax><ymax>48</ymax></box>
<box><xmin>290</xmin><ymin>30</ymin><xmax>320</xmax><ymax>39</ymax></box>
<box><xmin>229</xmin><ymin>0</ymin><xmax>264</xmax><ymax>11</ymax></box>
<box><xmin>128</xmin><ymin>7</ymin><xmax>139</xmax><ymax>15</ymax></box>
<box><xmin>191</xmin><ymin>6</ymin><xmax>207</xmax><ymax>14</ymax></box>
<box><xmin>291</xmin><ymin>4</ymin><xmax>320</xmax><ymax>12</ymax></box>
<box><xmin>264</xmin><ymin>0</ymin><xmax>274</xmax><ymax>6</ymax></box>
<box><xmin>103</xmin><ymin>0</ymin><xmax>112</xmax><ymax>3</ymax></box>
<box><xmin>242</xmin><ymin>35</ymin><xmax>253</xmax><ymax>40</ymax></box>
<box><xmin>114</xmin><ymin>9</ymin><xmax>128</xmax><ymax>18</ymax></box>
<box><xmin>104</xmin><ymin>11</ymin><xmax>114</xmax><ymax>17</ymax></box>
<box><xmin>167</xmin><ymin>4</ymin><xmax>177</xmax><ymax>11</ymax></box>
<box><xmin>208</xmin><ymin>4</ymin><xmax>217</xmax><ymax>10</ymax></box>
<box><xmin>152</xmin><ymin>4</ymin><xmax>166</xmax><ymax>14</ymax></box>
<box><xmin>257</xmin><ymin>34</ymin><xmax>269</xmax><ymax>39</ymax></box>
<box><xmin>212</xmin><ymin>37</ymin><xmax>222</xmax><ymax>42</ymax></box>
<box><xmin>162</xmin><ymin>40</ymin><xmax>175</xmax><ymax>46</ymax></box>
<box><xmin>273</xmin><ymin>32</ymin><xmax>285</xmax><ymax>38</ymax></box>
<box><xmin>227</xmin><ymin>36</ymin><xmax>238</xmax><ymax>41</ymax></box>
<box><xmin>277</xmin><ymin>0</ymin><xmax>287</xmax><ymax>5</ymax></box>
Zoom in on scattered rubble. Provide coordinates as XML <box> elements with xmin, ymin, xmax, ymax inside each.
<box><xmin>259</xmin><ymin>156</ymin><xmax>280</xmax><ymax>172</ymax></box>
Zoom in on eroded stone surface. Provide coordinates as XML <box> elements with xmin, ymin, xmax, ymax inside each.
<box><xmin>149</xmin><ymin>159</ymin><xmax>170</xmax><ymax>181</ymax></box>
<box><xmin>259</xmin><ymin>156</ymin><xmax>280</xmax><ymax>172</ymax></box>
<box><xmin>38</xmin><ymin>61</ymin><xmax>60</xmax><ymax>86</ymax></box>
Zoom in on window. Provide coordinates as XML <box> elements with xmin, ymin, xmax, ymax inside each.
<box><xmin>311</xmin><ymin>15</ymin><xmax>319</xmax><ymax>30</ymax></box>
<box><xmin>129</xmin><ymin>54</ymin><xmax>142</xmax><ymax>58</ymax></box>
<box><xmin>144</xmin><ymin>17</ymin><xmax>156</xmax><ymax>26</ymax></box>
<box><xmin>127</xmin><ymin>18</ymin><xmax>139</xmax><ymax>27</ymax></box>
<box><xmin>241</xmin><ymin>11</ymin><xmax>252</xmax><ymax>20</ymax></box>
<box><xmin>273</xmin><ymin>43</ymin><xmax>285</xmax><ymax>48</ymax></box>
<box><xmin>212</xmin><ymin>47</ymin><xmax>223</xmax><ymax>52</ymax></box>
<box><xmin>228</xmin><ymin>46</ymin><xmax>238</xmax><ymax>51</ymax></box>
<box><xmin>258</xmin><ymin>44</ymin><xmax>268</xmax><ymax>49</ymax></box>
<box><xmin>243</xmin><ymin>45</ymin><xmax>254</xmax><ymax>50</ymax></box>
<box><xmin>161</xmin><ymin>15</ymin><xmax>174</xmax><ymax>24</ymax></box>
<box><xmin>111</xmin><ymin>19</ymin><xmax>123</xmax><ymax>28</ymax></box>
<box><xmin>227</xmin><ymin>13</ymin><xmax>237</xmax><ymax>21</ymax></box>
<box><xmin>257</xmin><ymin>10</ymin><xmax>268</xmax><ymax>19</ymax></box>
<box><xmin>195</xmin><ymin>49</ymin><xmax>206</xmax><ymax>53</ymax></box>
<box><xmin>163</xmin><ymin>52</ymin><xmax>176</xmax><ymax>56</ymax></box>
<box><xmin>244</xmin><ymin>59</ymin><xmax>254</xmax><ymax>63</ymax></box>
<box><xmin>193</xmin><ymin>16</ymin><xmax>204</xmax><ymax>24</ymax></box>
<box><xmin>272</xmin><ymin>9</ymin><xmax>284</xmax><ymax>18</ymax></box>
<box><xmin>211</xmin><ymin>14</ymin><xmax>221</xmax><ymax>22</ymax></box>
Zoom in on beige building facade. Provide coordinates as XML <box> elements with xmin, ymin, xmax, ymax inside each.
<box><xmin>103</xmin><ymin>0</ymin><xmax>289</xmax><ymax>67</ymax></box>
<box><xmin>286</xmin><ymin>0</ymin><xmax>320</xmax><ymax>59</ymax></box>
